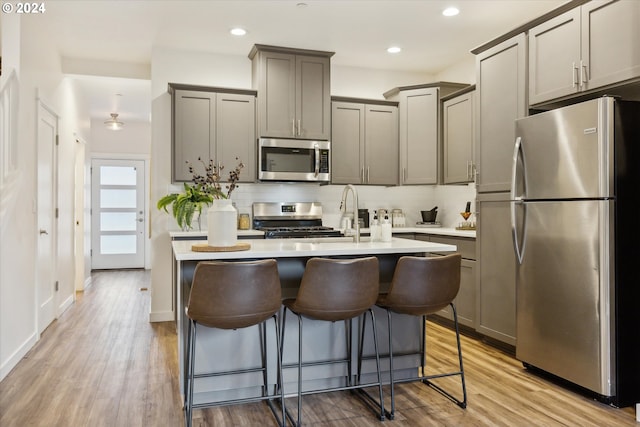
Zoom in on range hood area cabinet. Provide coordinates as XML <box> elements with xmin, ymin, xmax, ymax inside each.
<box><xmin>384</xmin><ymin>82</ymin><xmax>468</xmax><ymax>185</ymax></box>
<box><xmin>331</xmin><ymin>98</ymin><xmax>399</xmax><ymax>185</ymax></box>
<box><xmin>528</xmin><ymin>0</ymin><xmax>640</xmax><ymax>106</ymax></box>
<box><xmin>169</xmin><ymin>84</ymin><xmax>257</xmax><ymax>182</ymax></box>
<box><xmin>249</xmin><ymin>44</ymin><xmax>334</xmax><ymax>140</ymax></box>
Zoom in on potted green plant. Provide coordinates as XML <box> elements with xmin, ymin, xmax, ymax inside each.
<box><xmin>157</xmin><ymin>158</ymin><xmax>244</xmax><ymax>231</ymax></box>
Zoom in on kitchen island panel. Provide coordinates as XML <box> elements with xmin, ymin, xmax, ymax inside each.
<box><xmin>173</xmin><ymin>238</ymin><xmax>456</xmax><ymax>404</ymax></box>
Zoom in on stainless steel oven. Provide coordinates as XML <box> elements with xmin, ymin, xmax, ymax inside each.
<box><xmin>252</xmin><ymin>202</ymin><xmax>342</xmax><ymax>238</ymax></box>
<box><xmin>258</xmin><ymin>138</ymin><xmax>330</xmax><ymax>182</ymax></box>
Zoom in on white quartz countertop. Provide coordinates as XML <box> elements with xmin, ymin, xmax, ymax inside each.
<box><xmin>172</xmin><ymin>237</ymin><xmax>456</xmax><ymax>261</ymax></box>
<box><xmin>169</xmin><ymin>227</ymin><xmax>475</xmax><ymax>239</ymax></box>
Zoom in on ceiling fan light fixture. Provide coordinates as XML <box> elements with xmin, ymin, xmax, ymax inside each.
<box><xmin>104</xmin><ymin>113</ymin><xmax>124</xmax><ymax>130</ymax></box>
<box><xmin>230</xmin><ymin>27</ymin><xmax>247</xmax><ymax>36</ymax></box>
<box><xmin>443</xmin><ymin>7</ymin><xmax>459</xmax><ymax>17</ymax></box>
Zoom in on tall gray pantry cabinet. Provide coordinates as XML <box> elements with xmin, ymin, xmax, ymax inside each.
<box><xmin>170</xmin><ymin>85</ymin><xmax>257</xmax><ymax>183</ymax></box>
<box><xmin>249</xmin><ymin>44</ymin><xmax>333</xmax><ymax>140</ymax></box>
<box><xmin>473</xmin><ymin>33</ymin><xmax>527</xmax><ymax>346</ymax></box>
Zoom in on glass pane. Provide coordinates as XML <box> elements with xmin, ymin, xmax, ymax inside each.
<box><xmin>101</xmin><ymin>166</ymin><xmax>136</xmax><ymax>186</ymax></box>
<box><xmin>101</xmin><ymin>189</ymin><xmax>136</xmax><ymax>208</ymax></box>
<box><xmin>100</xmin><ymin>235</ymin><xmax>136</xmax><ymax>254</ymax></box>
<box><xmin>101</xmin><ymin>212</ymin><xmax>137</xmax><ymax>231</ymax></box>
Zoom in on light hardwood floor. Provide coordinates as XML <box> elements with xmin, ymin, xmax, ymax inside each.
<box><xmin>0</xmin><ymin>269</ymin><xmax>636</xmax><ymax>426</ymax></box>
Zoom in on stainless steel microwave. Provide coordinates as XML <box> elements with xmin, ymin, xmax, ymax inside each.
<box><xmin>258</xmin><ymin>138</ymin><xmax>330</xmax><ymax>182</ymax></box>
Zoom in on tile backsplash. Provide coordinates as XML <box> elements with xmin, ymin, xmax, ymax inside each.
<box><xmin>164</xmin><ymin>181</ymin><xmax>476</xmax><ymax>230</ymax></box>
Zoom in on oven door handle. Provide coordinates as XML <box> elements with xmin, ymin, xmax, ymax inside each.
<box><xmin>314</xmin><ymin>143</ymin><xmax>320</xmax><ymax>177</ymax></box>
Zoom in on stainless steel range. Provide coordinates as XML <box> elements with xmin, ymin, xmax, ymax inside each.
<box><xmin>252</xmin><ymin>202</ymin><xmax>343</xmax><ymax>239</ymax></box>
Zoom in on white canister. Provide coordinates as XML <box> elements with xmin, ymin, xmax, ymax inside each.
<box><xmin>207</xmin><ymin>199</ymin><xmax>238</xmax><ymax>247</ymax></box>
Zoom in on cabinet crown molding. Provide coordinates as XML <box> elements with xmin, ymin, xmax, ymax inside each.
<box><xmin>248</xmin><ymin>44</ymin><xmax>335</xmax><ymax>60</ymax></box>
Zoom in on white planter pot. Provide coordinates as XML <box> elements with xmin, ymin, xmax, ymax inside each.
<box><xmin>207</xmin><ymin>199</ymin><xmax>237</xmax><ymax>247</ymax></box>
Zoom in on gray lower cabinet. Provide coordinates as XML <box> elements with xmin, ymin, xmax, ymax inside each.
<box><xmin>475</xmin><ymin>193</ymin><xmax>516</xmax><ymax>346</ymax></box>
<box><xmin>415</xmin><ymin>234</ymin><xmax>476</xmax><ymax>329</ymax></box>
<box><xmin>249</xmin><ymin>45</ymin><xmax>333</xmax><ymax>140</ymax></box>
<box><xmin>442</xmin><ymin>88</ymin><xmax>475</xmax><ymax>184</ymax></box>
<box><xmin>170</xmin><ymin>87</ymin><xmax>256</xmax><ymax>182</ymax></box>
<box><xmin>331</xmin><ymin>99</ymin><xmax>398</xmax><ymax>185</ymax></box>
<box><xmin>528</xmin><ymin>0</ymin><xmax>640</xmax><ymax>106</ymax></box>
<box><xmin>474</xmin><ymin>33</ymin><xmax>527</xmax><ymax>193</ymax></box>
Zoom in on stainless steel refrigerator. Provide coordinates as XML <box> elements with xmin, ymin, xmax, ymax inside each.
<box><xmin>511</xmin><ymin>96</ymin><xmax>639</xmax><ymax>407</ymax></box>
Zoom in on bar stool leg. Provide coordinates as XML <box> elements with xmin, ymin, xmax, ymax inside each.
<box><xmin>386</xmin><ymin>309</ymin><xmax>395</xmax><ymax>419</ymax></box>
<box><xmin>369</xmin><ymin>308</ymin><xmax>385</xmax><ymax>421</ymax></box>
<box><xmin>185</xmin><ymin>319</ymin><xmax>197</xmax><ymax>427</ymax></box>
<box><xmin>265</xmin><ymin>314</ymin><xmax>286</xmax><ymax>427</ymax></box>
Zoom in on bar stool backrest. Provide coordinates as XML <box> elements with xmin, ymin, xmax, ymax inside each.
<box><xmin>187</xmin><ymin>259</ymin><xmax>282</xmax><ymax>329</ymax></box>
<box><xmin>383</xmin><ymin>254</ymin><xmax>461</xmax><ymax>316</ymax></box>
<box><xmin>289</xmin><ymin>257</ymin><xmax>379</xmax><ymax>321</ymax></box>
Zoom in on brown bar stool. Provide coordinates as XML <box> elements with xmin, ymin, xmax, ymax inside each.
<box><xmin>184</xmin><ymin>259</ymin><xmax>285</xmax><ymax>427</ymax></box>
<box><xmin>376</xmin><ymin>253</ymin><xmax>467</xmax><ymax>418</ymax></box>
<box><xmin>281</xmin><ymin>256</ymin><xmax>385</xmax><ymax>426</ymax></box>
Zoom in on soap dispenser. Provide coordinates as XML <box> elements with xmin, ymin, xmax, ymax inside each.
<box><xmin>370</xmin><ymin>212</ymin><xmax>380</xmax><ymax>242</ymax></box>
<box><xmin>381</xmin><ymin>214</ymin><xmax>392</xmax><ymax>242</ymax></box>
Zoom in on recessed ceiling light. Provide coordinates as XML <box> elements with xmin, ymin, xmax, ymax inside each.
<box><xmin>443</xmin><ymin>7</ymin><xmax>459</xmax><ymax>17</ymax></box>
<box><xmin>230</xmin><ymin>28</ymin><xmax>247</xmax><ymax>36</ymax></box>
<box><xmin>387</xmin><ymin>46</ymin><xmax>402</xmax><ymax>54</ymax></box>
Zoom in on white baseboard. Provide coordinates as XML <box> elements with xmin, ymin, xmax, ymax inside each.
<box><xmin>149</xmin><ymin>310</ymin><xmax>174</xmax><ymax>323</ymax></box>
<box><xmin>58</xmin><ymin>294</ymin><xmax>74</xmax><ymax>315</ymax></box>
<box><xmin>0</xmin><ymin>331</ymin><xmax>38</xmax><ymax>382</ymax></box>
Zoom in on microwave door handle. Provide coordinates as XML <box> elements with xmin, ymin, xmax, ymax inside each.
<box><xmin>314</xmin><ymin>143</ymin><xmax>320</xmax><ymax>177</ymax></box>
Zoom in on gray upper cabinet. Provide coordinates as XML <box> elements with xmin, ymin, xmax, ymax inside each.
<box><xmin>529</xmin><ymin>0</ymin><xmax>640</xmax><ymax>106</ymax></box>
<box><xmin>331</xmin><ymin>99</ymin><xmax>398</xmax><ymax>185</ymax></box>
<box><xmin>475</xmin><ymin>34</ymin><xmax>527</xmax><ymax>193</ymax></box>
<box><xmin>170</xmin><ymin>86</ymin><xmax>256</xmax><ymax>183</ymax></box>
<box><xmin>385</xmin><ymin>83</ymin><xmax>468</xmax><ymax>185</ymax></box>
<box><xmin>443</xmin><ymin>88</ymin><xmax>475</xmax><ymax>184</ymax></box>
<box><xmin>249</xmin><ymin>45</ymin><xmax>333</xmax><ymax>140</ymax></box>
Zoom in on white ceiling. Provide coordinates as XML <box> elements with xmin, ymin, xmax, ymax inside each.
<box><xmin>38</xmin><ymin>0</ymin><xmax>567</xmax><ymax>124</ymax></box>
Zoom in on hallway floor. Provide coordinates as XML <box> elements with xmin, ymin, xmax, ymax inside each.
<box><xmin>0</xmin><ymin>269</ymin><xmax>636</xmax><ymax>426</ymax></box>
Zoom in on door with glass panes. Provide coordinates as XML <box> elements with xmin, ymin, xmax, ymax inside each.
<box><xmin>91</xmin><ymin>159</ymin><xmax>145</xmax><ymax>269</ymax></box>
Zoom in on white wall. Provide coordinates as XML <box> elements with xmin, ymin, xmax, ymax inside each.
<box><xmin>90</xmin><ymin>119</ymin><xmax>151</xmax><ymax>155</ymax></box>
<box><xmin>149</xmin><ymin>47</ymin><xmax>476</xmax><ymax>323</ymax></box>
<box><xmin>0</xmin><ymin>14</ymin><xmax>89</xmax><ymax>381</ymax></box>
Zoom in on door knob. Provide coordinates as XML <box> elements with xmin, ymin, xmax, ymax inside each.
<box><xmin>138</xmin><ymin>218</ymin><xmax>144</xmax><ymax>222</ymax></box>
<box><xmin>39</xmin><ymin>229</ymin><xmax>48</xmax><ymax>235</ymax></box>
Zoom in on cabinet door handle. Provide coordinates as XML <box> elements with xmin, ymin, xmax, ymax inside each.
<box><xmin>580</xmin><ymin>60</ymin><xmax>588</xmax><ymax>86</ymax></box>
<box><xmin>467</xmin><ymin>161</ymin><xmax>471</xmax><ymax>180</ymax></box>
<box><xmin>292</xmin><ymin>119</ymin><xmax>296</xmax><ymax>137</ymax></box>
<box><xmin>361</xmin><ymin>167</ymin><xmax>365</xmax><ymax>183</ymax></box>
<box><xmin>403</xmin><ymin>167</ymin><xmax>406</xmax><ymax>183</ymax></box>
<box><xmin>572</xmin><ymin>62</ymin><xmax>579</xmax><ymax>88</ymax></box>
<box><xmin>297</xmin><ymin>119</ymin><xmax>301</xmax><ymax>136</ymax></box>
<box><xmin>367</xmin><ymin>167</ymin><xmax>370</xmax><ymax>183</ymax></box>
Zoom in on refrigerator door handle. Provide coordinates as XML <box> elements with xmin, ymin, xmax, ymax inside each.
<box><xmin>511</xmin><ymin>200</ymin><xmax>525</xmax><ymax>264</ymax></box>
<box><xmin>511</xmin><ymin>136</ymin><xmax>523</xmax><ymax>201</ymax></box>
<box><xmin>511</xmin><ymin>136</ymin><xmax>525</xmax><ymax>264</ymax></box>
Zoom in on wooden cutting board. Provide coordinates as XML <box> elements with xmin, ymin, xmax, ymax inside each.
<box><xmin>191</xmin><ymin>242</ymin><xmax>251</xmax><ymax>252</ymax></box>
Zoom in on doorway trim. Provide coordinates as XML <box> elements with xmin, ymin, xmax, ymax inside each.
<box><xmin>90</xmin><ymin>153</ymin><xmax>151</xmax><ymax>270</ymax></box>
<box><xmin>36</xmin><ymin>95</ymin><xmax>59</xmax><ymax>335</ymax></box>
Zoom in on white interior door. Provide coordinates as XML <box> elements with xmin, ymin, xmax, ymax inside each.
<box><xmin>91</xmin><ymin>159</ymin><xmax>145</xmax><ymax>269</ymax></box>
<box><xmin>37</xmin><ymin>101</ymin><xmax>58</xmax><ymax>333</ymax></box>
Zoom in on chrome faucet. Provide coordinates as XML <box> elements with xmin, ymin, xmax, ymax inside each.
<box><xmin>339</xmin><ymin>184</ymin><xmax>360</xmax><ymax>242</ymax></box>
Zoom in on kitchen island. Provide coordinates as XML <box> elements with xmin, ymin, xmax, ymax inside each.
<box><xmin>173</xmin><ymin>237</ymin><xmax>456</xmax><ymax>405</ymax></box>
